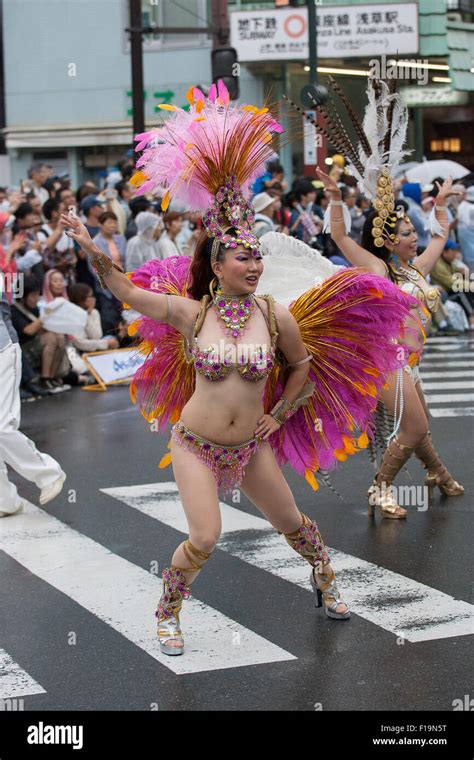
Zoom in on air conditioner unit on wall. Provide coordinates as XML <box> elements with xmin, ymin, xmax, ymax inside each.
<box><xmin>447</xmin><ymin>12</ymin><xmax>462</xmax><ymax>21</ymax></box>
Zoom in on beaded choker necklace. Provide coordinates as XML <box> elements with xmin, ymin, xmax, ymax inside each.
<box><xmin>212</xmin><ymin>293</ymin><xmax>256</xmax><ymax>339</ymax></box>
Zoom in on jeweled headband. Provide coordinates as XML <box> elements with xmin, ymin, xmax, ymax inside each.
<box><xmin>202</xmin><ymin>175</ymin><xmax>261</xmax><ymax>265</ymax></box>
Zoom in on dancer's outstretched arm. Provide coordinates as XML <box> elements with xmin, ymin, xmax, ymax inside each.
<box><xmin>60</xmin><ymin>212</ymin><xmax>197</xmax><ymax>331</ymax></box>
<box><xmin>315</xmin><ymin>168</ymin><xmax>387</xmax><ymax>277</ymax></box>
<box><xmin>415</xmin><ymin>178</ymin><xmax>459</xmax><ymax>276</ymax></box>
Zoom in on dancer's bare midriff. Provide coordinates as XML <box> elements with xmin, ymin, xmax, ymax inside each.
<box><xmin>180</xmin><ymin>374</ymin><xmax>267</xmax><ymax>444</ymax></box>
<box><xmin>179</xmin><ymin>299</ymin><xmax>273</xmax><ymax>444</ymax></box>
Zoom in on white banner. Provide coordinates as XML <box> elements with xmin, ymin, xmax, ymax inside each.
<box><xmin>83</xmin><ymin>348</ymin><xmax>146</xmax><ymax>384</ymax></box>
<box><xmin>231</xmin><ymin>4</ymin><xmax>418</xmax><ymax>61</ymax></box>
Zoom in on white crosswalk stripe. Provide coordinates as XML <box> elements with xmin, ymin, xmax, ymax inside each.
<box><xmin>102</xmin><ymin>483</ymin><xmax>474</xmax><ymax>644</ymax></box>
<box><xmin>421</xmin><ymin>336</ymin><xmax>474</xmax><ymax>417</ymax></box>
<box><xmin>0</xmin><ymin>648</ymin><xmax>46</xmax><ymax>702</ymax></box>
<box><xmin>1</xmin><ymin>480</ymin><xmax>472</xmax><ymax>698</ymax></box>
<box><xmin>0</xmin><ymin>501</ymin><xmax>295</xmax><ymax>680</ymax></box>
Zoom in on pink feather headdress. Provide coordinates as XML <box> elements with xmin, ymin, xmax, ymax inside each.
<box><xmin>130</xmin><ymin>81</ymin><xmax>284</xmax><ymax>246</ymax></box>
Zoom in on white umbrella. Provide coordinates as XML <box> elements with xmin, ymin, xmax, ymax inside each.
<box><xmin>394</xmin><ymin>162</ymin><xmax>420</xmax><ymax>177</ymax></box>
<box><xmin>404</xmin><ymin>160</ymin><xmax>469</xmax><ymax>184</ymax></box>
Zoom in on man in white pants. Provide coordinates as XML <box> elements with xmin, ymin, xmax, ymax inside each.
<box><xmin>0</xmin><ymin>289</ymin><xmax>66</xmax><ymax>516</ymax></box>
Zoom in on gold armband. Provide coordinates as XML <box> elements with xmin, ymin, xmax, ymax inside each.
<box><xmin>270</xmin><ymin>397</ymin><xmax>299</xmax><ymax>425</ymax></box>
<box><xmin>90</xmin><ymin>250</ymin><xmax>124</xmax><ymax>288</ymax></box>
<box><xmin>269</xmin><ymin>381</ymin><xmax>315</xmax><ymax>425</ymax></box>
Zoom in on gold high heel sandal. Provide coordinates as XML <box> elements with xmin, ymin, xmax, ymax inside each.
<box><xmin>415</xmin><ymin>432</ymin><xmax>464</xmax><ymax>499</ymax></box>
<box><xmin>367</xmin><ymin>436</ymin><xmax>414</xmax><ymax>519</ymax></box>
<box><xmin>282</xmin><ymin>512</ymin><xmax>351</xmax><ymax>620</ymax></box>
<box><xmin>310</xmin><ymin>564</ymin><xmax>350</xmax><ymax>620</ymax></box>
<box><xmin>424</xmin><ymin>472</ymin><xmax>464</xmax><ymax>498</ymax></box>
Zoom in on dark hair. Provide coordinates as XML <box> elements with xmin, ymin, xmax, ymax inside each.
<box><xmin>14</xmin><ymin>202</ymin><xmax>34</xmax><ymax>220</ymax></box>
<box><xmin>163</xmin><ymin>211</ymin><xmax>182</xmax><ymax>229</ymax></box>
<box><xmin>76</xmin><ymin>184</ymin><xmax>97</xmax><ymax>203</ymax></box>
<box><xmin>22</xmin><ymin>274</ymin><xmax>41</xmax><ymax>298</ymax></box>
<box><xmin>188</xmin><ymin>228</ymin><xmax>237</xmax><ymax>301</ymax></box>
<box><xmin>267</xmin><ymin>182</ymin><xmax>283</xmax><ymax>196</ymax></box>
<box><xmin>129</xmin><ymin>197</ymin><xmax>151</xmax><ymax>217</ymax></box>
<box><xmin>293</xmin><ymin>180</ymin><xmax>316</xmax><ymax>202</ymax></box>
<box><xmin>269</xmin><ymin>162</ymin><xmax>284</xmax><ymax>175</ymax></box>
<box><xmin>115</xmin><ymin>180</ymin><xmax>128</xmax><ymax>198</ymax></box>
<box><xmin>98</xmin><ymin>211</ymin><xmax>118</xmax><ymax>224</ymax></box>
<box><xmin>69</xmin><ymin>283</ymin><xmax>93</xmax><ymax>306</ymax></box>
<box><xmin>42</xmin><ymin>197</ymin><xmax>60</xmax><ymax>221</ymax></box>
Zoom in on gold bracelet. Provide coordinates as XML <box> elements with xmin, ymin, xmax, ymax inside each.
<box><xmin>269</xmin><ymin>397</ymin><xmax>299</xmax><ymax>426</ymax></box>
<box><xmin>90</xmin><ymin>251</ymin><xmax>124</xmax><ymax>288</ymax></box>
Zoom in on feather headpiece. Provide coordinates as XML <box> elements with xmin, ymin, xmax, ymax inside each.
<box><xmin>130</xmin><ymin>80</ymin><xmax>284</xmax><ymax>262</ymax></box>
<box><xmin>284</xmin><ymin>75</ymin><xmax>412</xmax><ymax>245</ymax></box>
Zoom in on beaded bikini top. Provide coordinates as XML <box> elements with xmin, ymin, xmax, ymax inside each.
<box><xmin>185</xmin><ymin>294</ymin><xmax>279</xmax><ymax>382</ymax></box>
<box><xmin>389</xmin><ymin>263</ymin><xmax>441</xmax><ymax>320</ymax></box>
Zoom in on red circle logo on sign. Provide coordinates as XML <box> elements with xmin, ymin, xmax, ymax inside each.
<box><xmin>284</xmin><ymin>14</ymin><xmax>307</xmax><ymax>39</ymax></box>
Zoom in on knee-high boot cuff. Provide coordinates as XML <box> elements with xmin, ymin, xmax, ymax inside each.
<box><xmin>413</xmin><ymin>432</ymin><xmax>451</xmax><ymax>483</ymax></box>
<box><xmin>282</xmin><ymin>512</ymin><xmax>330</xmax><ymax>572</ymax></box>
<box><xmin>374</xmin><ymin>435</ymin><xmax>414</xmax><ymax>486</ymax></box>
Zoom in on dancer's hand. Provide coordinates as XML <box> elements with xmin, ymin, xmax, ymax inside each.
<box><xmin>254</xmin><ymin>413</ymin><xmax>281</xmax><ymax>440</ymax></box>
<box><xmin>60</xmin><ymin>211</ymin><xmax>96</xmax><ymax>255</ymax></box>
<box><xmin>435</xmin><ymin>176</ymin><xmax>462</xmax><ymax>204</ymax></box>
<box><xmin>315</xmin><ymin>166</ymin><xmax>341</xmax><ymax>199</ymax></box>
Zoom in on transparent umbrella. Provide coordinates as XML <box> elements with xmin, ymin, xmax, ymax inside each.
<box><xmin>404</xmin><ymin>160</ymin><xmax>469</xmax><ymax>184</ymax></box>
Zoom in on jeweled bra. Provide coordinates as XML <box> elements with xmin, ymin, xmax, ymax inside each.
<box><xmin>185</xmin><ymin>295</ymin><xmax>278</xmax><ymax>382</ymax></box>
<box><xmin>390</xmin><ymin>263</ymin><xmax>441</xmax><ymax>321</ymax></box>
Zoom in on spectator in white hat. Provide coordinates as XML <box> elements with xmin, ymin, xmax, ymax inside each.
<box><xmin>252</xmin><ymin>192</ymin><xmax>279</xmax><ymax>239</ymax></box>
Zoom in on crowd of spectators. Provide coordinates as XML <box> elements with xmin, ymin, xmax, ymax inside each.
<box><xmin>1</xmin><ymin>156</ymin><xmax>473</xmax><ymax>401</ymax></box>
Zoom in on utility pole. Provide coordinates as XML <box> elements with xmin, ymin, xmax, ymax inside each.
<box><xmin>129</xmin><ymin>0</ymin><xmax>145</xmax><ymax>140</ymax></box>
<box><xmin>126</xmin><ymin>0</ymin><xmax>226</xmax><ymax>148</ymax></box>
<box><xmin>0</xmin><ymin>0</ymin><xmax>6</xmax><ymax>156</ymax></box>
<box><xmin>211</xmin><ymin>0</ymin><xmax>229</xmax><ymax>47</ymax></box>
<box><xmin>307</xmin><ymin>0</ymin><xmax>317</xmax><ymax>86</ymax></box>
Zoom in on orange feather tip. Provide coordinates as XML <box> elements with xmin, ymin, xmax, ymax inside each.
<box><xmin>368</xmin><ymin>288</ymin><xmax>383</xmax><ymax>299</ymax></box>
<box><xmin>129</xmin><ymin>381</ymin><xmax>137</xmax><ymax>404</ymax></box>
<box><xmin>357</xmin><ymin>432</ymin><xmax>369</xmax><ymax>449</ymax></box>
<box><xmin>170</xmin><ymin>408</ymin><xmax>180</xmax><ymax>424</ymax></box>
<box><xmin>130</xmin><ymin>170</ymin><xmax>147</xmax><ymax>187</ymax></box>
<box><xmin>342</xmin><ymin>435</ymin><xmax>357</xmax><ymax>454</ymax></box>
<box><xmin>161</xmin><ymin>191</ymin><xmax>170</xmax><ymax>211</ymax></box>
<box><xmin>333</xmin><ymin>449</ymin><xmax>348</xmax><ymax>462</ymax></box>
<box><xmin>363</xmin><ymin>367</ymin><xmax>380</xmax><ymax>378</ymax></box>
<box><xmin>158</xmin><ymin>452</ymin><xmax>172</xmax><ymax>469</ymax></box>
<box><xmin>304</xmin><ymin>469</ymin><xmax>319</xmax><ymax>491</ymax></box>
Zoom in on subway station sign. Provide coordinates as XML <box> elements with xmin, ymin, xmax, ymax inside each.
<box><xmin>230</xmin><ymin>4</ymin><xmax>419</xmax><ymax>61</ymax></box>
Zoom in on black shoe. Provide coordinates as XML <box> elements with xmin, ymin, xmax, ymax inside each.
<box><xmin>25</xmin><ymin>381</ymin><xmax>49</xmax><ymax>398</ymax></box>
<box><xmin>39</xmin><ymin>378</ymin><xmax>66</xmax><ymax>395</ymax></box>
<box><xmin>49</xmin><ymin>378</ymin><xmax>72</xmax><ymax>391</ymax></box>
<box><xmin>20</xmin><ymin>388</ymin><xmax>35</xmax><ymax>401</ymax></box>
<box><xmin>433</xmin><ymin>325</ymin><xmax>460</xmax><ymax>337</ymax></box>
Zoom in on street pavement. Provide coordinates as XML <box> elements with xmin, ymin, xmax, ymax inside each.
<box><xmin>1</xmin><ymin>335</ymin><xmax>472</xmax><ymax>711</ymax></box>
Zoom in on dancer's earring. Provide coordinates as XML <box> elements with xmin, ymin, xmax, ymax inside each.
<box><xmin>209</xmin><ymin>276</ymin><xmax>219</xmax><ymax>298</ymax></box>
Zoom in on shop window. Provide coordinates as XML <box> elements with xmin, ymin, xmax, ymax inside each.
<box><xmin>430</xmin><ymin>138</ymin><xmax>461</xmax><ymax>153</ymax></box>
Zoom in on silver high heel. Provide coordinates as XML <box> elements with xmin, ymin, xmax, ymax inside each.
<box><xmin>155</xmin><ymin>567</ymin><xmax>190</xmax><ymax>656</ymax></box>
<box><xmin>310</xmin><ymin>565</ymin><xmax>351</xmax><ymax>620</ymax></box>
